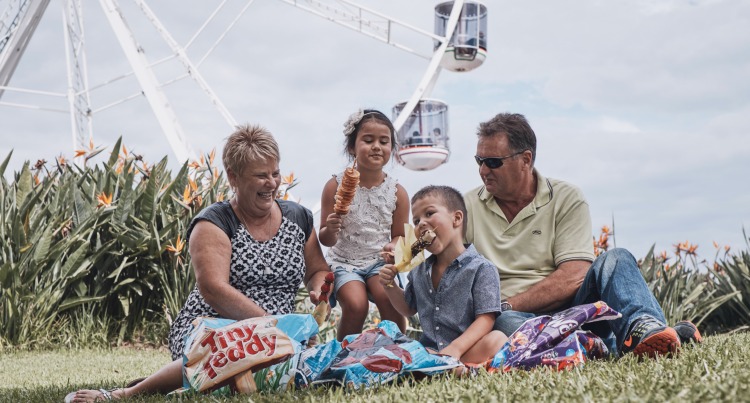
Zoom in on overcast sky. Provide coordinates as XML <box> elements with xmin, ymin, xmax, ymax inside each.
<box><xmin>1</xmin><ymin>0</ymin><xmax>748</xmax><ymax>261</ymax></box>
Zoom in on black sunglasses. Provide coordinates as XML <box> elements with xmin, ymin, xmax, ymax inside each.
<box><xmin>474</xmin><ymin>150</ymin><xmax>525</xmax><ymax>169</ymax></box>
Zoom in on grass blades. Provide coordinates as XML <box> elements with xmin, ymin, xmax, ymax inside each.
<box><xmin>1</xmin><ymin>332</ymin><xmax>749</xmax><ymax>402</ymax></box>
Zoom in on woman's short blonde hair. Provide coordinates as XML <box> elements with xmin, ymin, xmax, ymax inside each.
<box><xmin>222</xmin><ymin>124</ymin><xmax>280</xmax><ymax>175</ymax></box>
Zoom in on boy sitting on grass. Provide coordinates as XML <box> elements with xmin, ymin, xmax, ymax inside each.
<box><xmin>379</xmin><ymin>185</ymin><xmax>507</xmax><ymax>365</ymax></box>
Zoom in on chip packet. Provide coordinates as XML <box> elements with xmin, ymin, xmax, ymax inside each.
<box><xmin>181</xmin><ymin>314</ymin><xmax>318</xmax><ymax>394</ymax></box>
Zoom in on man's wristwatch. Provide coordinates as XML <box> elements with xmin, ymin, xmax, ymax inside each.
<box><xmin>501</xmin><ymin>300</ymin><xmax>513</xmax><ymax>312</ymax></box>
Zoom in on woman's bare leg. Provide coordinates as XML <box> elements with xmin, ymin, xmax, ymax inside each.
<box><xmin>67</xmin><ymin>358</ymin><xmax>182</xmax><ymax>402</ymax></box>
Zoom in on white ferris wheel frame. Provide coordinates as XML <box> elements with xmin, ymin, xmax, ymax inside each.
<box><xmin>0</xmin><ymin>0</ymin><xmax>466</xmax><ymax>163</ymax></box>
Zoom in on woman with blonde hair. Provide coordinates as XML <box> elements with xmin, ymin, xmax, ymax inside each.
<box><xmin>66</xmin><ymin>124</ymin><xmax>331</xmax><ymax>402</ymax></box>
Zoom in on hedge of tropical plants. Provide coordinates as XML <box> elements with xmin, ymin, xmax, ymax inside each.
<box><xmin>1</xmin><ymin>142</ymin><xmax>748</xmax><ymax>350</ymax></box>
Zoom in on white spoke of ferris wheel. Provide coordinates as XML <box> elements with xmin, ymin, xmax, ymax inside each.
<box><xmin>184</xmin><ymin>0</ymin><xmax>230</xmax><ymax>50</ymax></box>
<box><xmin>277</xmin><ymin>0</ymin><xmax>442</xmax><ymax>60</ymax></box>
<box><xmin>392</xmin><ymin>0</ymin><xmax>464</xmax><ymax>133</ymax></box>
<box><xmin>62</xmin><ymin>0</ymin><xmax>93</xmax><ymax>151</ymax></box>
<box><xmin>0</xmin><ymin>0</ymin><xmax>51</xmax><ymax>98</ymax></box>
<box><xmin>196</xmin><ymin>0</ymin><xmax>256</xmax><ymax>67</ymax></box>
<box><xmin>0</xmin><ymin>99</ymin><xmax>66</xmax><ymax>112</ymax></box>
<box><xmin>98</xmin><ymin>0</ymin><xmax>194</xmax><ymax>163</ymax></box>
<box><xmin>133</xmin><ymin>0</ymin><xmax>237</xmax><ymax>128</ymax></box>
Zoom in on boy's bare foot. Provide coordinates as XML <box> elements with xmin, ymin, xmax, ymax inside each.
<box><xmin>451</xmin><ymin>365</ymin><xmax>480</xmax><ymax>377</ymax></box>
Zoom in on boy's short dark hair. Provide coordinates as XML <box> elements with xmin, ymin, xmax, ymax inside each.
<box><xmin>411</xmin><ymin>185</ymin><xmax>467</xmax><ymax>235</ymax></box>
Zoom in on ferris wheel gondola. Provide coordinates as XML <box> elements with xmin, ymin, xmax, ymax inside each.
<box><xmin>391</xmin><ymin>0</ymin><xmax>488</xmax><ymax>171</ymax></box>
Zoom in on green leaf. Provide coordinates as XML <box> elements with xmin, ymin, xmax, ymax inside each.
<box><xmin>0</xmin><ymin>150</ymin><xmax>12</xmax><ymax>177</ymax></box>
<box><xmin>15</xmin><ymin>162</ymin><xmax>32</xmax><ymax>208</ymax></box>
<box><xmin>31</xmin><ymin>225</ymin><xmax>53</xmax><ymax>267</ymax></box>
<box><xmin>107</xmin><ymin>137</ymin><xmax>123</xmax><ymax>168</ymax></box>
<box><xmin>57</xmin><ymin>295</ymin><xmax>106</xmax><ymax>312</ymax></box>
<box><xmin>60</xmin><ymin>243</ymin><xmax>89</xmax><ymax>279</ymax></box>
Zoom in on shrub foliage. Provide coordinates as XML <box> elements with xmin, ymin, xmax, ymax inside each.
<box><xmin>0</xmin><ymin>141</ymin><xmax>226</xmax><ymax>349</ymax></box>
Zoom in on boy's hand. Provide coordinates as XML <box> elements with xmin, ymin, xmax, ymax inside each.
<box><xmin>439</xmin><ymin>345</ymin><xmax>462</xmax><ymax>360</ymax></box>
<box><xmin>378</xmin><ymin>264</ymin><xmax>399</xmax><ymax>288</ymax></box>
<box><xmin>325</xmin><ymin>213</ymin><xmax>343</xmax><ymax>234</ymax></box>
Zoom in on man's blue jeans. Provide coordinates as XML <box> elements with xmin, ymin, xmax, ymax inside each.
<box><xmin>493</xmin><ymin>248</ymin><xmax>667</xmax><ymax>354</ymax></box>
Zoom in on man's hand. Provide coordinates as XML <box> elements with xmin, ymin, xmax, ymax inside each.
<box><xmin>510</xmin><ymin>260</ymin><xmax>589</xmax><ymax>313</ymax></box>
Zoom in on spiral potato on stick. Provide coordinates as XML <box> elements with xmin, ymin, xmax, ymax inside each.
<box><xmin>333</xmin><ymin>160</ymin><xmax>360</xmax><ymax>215</ymax></box>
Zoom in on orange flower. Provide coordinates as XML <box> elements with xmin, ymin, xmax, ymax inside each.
<box><xmin>282</xmin><ymin>172</ymin><xmax>295</xmax><ymax>185</ymax></box>
<box><xmin>33</xmin><ymin>173</ymin><xmax>41</xmax><ymax>185</ymax></box>
<box><xmin>713</xmin><ymin>241</ymin><xmax>719</xmax><ymax>249</ymax></box>
<box><xmin>165</xmin><ymin>235</ymin><xmax>185</xmax><ymax>255</ymax></box>
<box><xmin>208</xmin><ymin>149</ymin><xmax>216</xmax><ymax>165</ymax></box>
<box><xmin>182</xmin><ymin>185</ymin><xmax>193</xmax><ymax>205</ymax></box>
<box><xmin>601</xmin><ymin>225</ymin><xmax>611</xmax><ymax>235</ymax></box>
<box><xmin>96</xmin><ymin>192</ymin><xmax>113</xmax><ymax>207</ymax></box>
<box><xmin>660</xmin><ymin>251</ymin><xmax>668</xmax><ymax>260</ymax></box>
<box><xmin>687</xmin><ymin>244</ymin><xmax>698</xmax><ymax>255</ymax></box>
<box><xmin>74</xmin><ymin>149</ymin><xmax>87</xmax><ymax>158</ymax></box>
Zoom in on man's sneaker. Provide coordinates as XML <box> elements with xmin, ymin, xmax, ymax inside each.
<box><xmin>673</xmin><ymin>320</ymin><xmax>703</xmax><ymax>344</ymax></box>
<box><xmin>620</xmin><ymin>316</ymin><xmax>681</xmax><ymax>358</ymax></box>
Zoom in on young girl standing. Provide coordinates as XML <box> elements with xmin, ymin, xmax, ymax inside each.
<box><xmin>319</xmin><ymin>109</ymin><xmax>409</xmax><ymax>340</ymax></box>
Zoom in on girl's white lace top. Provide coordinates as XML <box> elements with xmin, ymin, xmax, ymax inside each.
<box><xmin>326</xmin><ymin>173</ymin><xmax>398</xmax><ymax>271</ymax></box>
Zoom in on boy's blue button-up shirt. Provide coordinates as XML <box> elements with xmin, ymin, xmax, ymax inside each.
<box><xmin>405</xmin><ymin>244</ymin><xmax>503</xmax><ymax>351</ymax></box>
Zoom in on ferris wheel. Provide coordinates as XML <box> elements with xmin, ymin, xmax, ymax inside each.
<box><xmin>0</xmin><ymin>0</ymin><xmax>488</xmax><ymax>171</ymax></box>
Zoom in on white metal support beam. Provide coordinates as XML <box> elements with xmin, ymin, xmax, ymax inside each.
<box><xmin>134</xmin><ymin>0</ymin><xmax>237</xmax><ymax>128</ymax></box>
<box><xmin>0</xmin><ymin>0</ymin><xmax>51</xmax><ymax>98</ymax></box>
<box><xmin>62</xmin><ymin>0</ymin><xmax>93</xmax><ymax>151</ymax></box>
<box><xmin>98</xmin><ymin>0</ymin><xmax>195</xmax><ymax>163</ymax></box>
<box><xmin>277</xmin><ymin>0</ymin><xmax>441</xmax><ymax>60</ymax></box>
<box><xmin>392</xmin><ymin>0</ymin><xmax>464</xmax><ymax>133</ymax></box>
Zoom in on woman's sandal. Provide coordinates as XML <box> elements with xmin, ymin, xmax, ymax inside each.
<box><xmin>64</xmin><ymin>376</ymin><xmax>143</xmax><ymax>402</ymax></box>
<box><xmin>64</xmin><ymin>388</ymin><xmax>119</xmax><ymax>402</ymax></box>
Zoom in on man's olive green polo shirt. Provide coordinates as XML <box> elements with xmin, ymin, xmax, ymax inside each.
<box><xmin>464</xmin><ymin>170</ymin><xmax>595</xmax><ymax>300</ymax></box>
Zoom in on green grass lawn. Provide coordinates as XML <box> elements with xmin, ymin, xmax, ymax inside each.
<box><xmin>2</xmin><ymin>332</ymin><xmax>749</xmax><ymax>403</ymax></box>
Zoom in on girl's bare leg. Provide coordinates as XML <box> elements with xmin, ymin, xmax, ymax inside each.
<box><xmin>336</xmin><ymin>281</ymin><xmax>369</xmax><ymax>341</ymax></box>
<box><xmin>367</xmin><ymin>276</ymin><xmax>407</xmax><ymax>333</ymax></box>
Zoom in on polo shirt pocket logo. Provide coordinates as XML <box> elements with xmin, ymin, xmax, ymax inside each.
<box><xmin>532</xmin><ymin>230</ymin><xmax>542</xmax><ymax>235</ymax></box>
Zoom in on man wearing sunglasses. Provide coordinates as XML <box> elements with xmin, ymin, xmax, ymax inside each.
<box><xmin>463</xmin><ymin>113</ymin><xmax>696</xmax><ymax>359</ymax></box>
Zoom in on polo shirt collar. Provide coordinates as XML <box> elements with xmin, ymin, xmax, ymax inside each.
<box><xmin>477</xmin><ymin>168</ymin><xmax>553</xmax><ymax>211</ymax></box>
<box><xmin>532</xmin><ymin>169</ymin><xmax>553</xmax><ymax>209</ymax></box>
